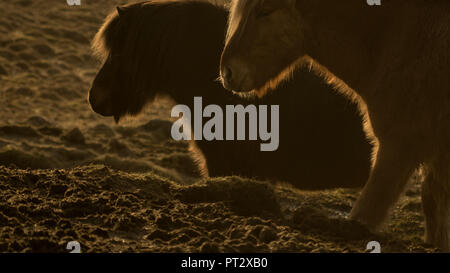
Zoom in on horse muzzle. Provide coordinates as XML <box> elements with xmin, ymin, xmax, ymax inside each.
<box><xmin>88</xmin><ymin>86</ymin><xmax>114</xmax><ymax>117</ymax></box>
<box><xmin>220</xmin><ymin>58</ymin><xmax>255</xmax><ymax>92</ymax></box>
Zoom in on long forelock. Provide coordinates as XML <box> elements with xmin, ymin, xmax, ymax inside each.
<box><xmin>91</xmin><ymin>3</ymin><xmax>172</xmax><ymax>82</ymax></box>
<box><xmin>91</xmin><ymin>10</ymin><xmax>120</xmax><ymax>62</ymax></box>
<box><xmin>93</xmin><ymin>0</ymin><xmax>229</xmax><ymax>61</ymax></box>
<box><xmin>226</xmin><ymin>0</ymin><xmax>263</xmax><ymax>44</ymax></box>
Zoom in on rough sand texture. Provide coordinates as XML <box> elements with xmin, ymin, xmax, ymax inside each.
<box><xmin>0</xmin><ymin>0</ymin><xmax>437</xmax><ymax>252</ymax></box>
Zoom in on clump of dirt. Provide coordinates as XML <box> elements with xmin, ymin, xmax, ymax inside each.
<box><xmin>178</xmin><ymin>177</ymin><xmax>281</xmax><ymax>216</ymax></box>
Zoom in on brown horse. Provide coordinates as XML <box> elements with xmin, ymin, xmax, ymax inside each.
<box><xmin>220</xmin><ymin>0</ymin><xmax>450</xmax><ymax>250</ymax></box>
<box><xmin>89</xmin><ymin>0</ymin><xmax>373</xmax><ymax>190</ymax></box>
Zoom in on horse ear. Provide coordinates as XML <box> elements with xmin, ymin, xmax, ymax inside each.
<box><xmin>116</xmin><ymin>6</ymin><xmax>129</xmax><ymax>17</ymax></box>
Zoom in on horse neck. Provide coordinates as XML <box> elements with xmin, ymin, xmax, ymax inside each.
<box><xmin>300</xmin><ymin>1</ymin><xmax>398</xmax><ymax>93</ymax></box>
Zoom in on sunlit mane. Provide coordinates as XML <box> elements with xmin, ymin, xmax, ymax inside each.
<box><xmin>226</xmin><ymin>0</ymin><xmax>263</xmax><ymax>44</ymax></box>
<box><xmin>91</xmin><ymin>11</ymin><xmax>118</xmax><ymax>62</ymax></box>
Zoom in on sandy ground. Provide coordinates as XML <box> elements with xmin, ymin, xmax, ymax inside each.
<box><xmin>0</xmin><ymin>0</ymin><xmax>438</xmax><ymax>252</ymax></box>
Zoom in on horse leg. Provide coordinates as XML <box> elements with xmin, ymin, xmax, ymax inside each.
<box><xmin>422</xmin><ymin>154</ymin><xmax>450</xmax><ymax>251</ymax></box>
<box><xmin>350</xmin><ymin>143</ymin><xmax>419</xmax><ymax>229</ymax></box>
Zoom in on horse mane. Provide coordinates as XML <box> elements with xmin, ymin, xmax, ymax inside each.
<box><xmin>226</xmin><ymin>0</ymin><xmax>262</xmax><ymax>44</ymax></box>
<box><xmin>91</xmin><ymin>9</ymin><xmax>118</xmax><ymax>62</ymax></box>
<box><xmin>92</xmin><ymin>0</ymin><xmax>230</xmax><ymax>62</ymax></box>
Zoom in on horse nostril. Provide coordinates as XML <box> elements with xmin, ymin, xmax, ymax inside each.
<box><xmin>222</xmin><ymin>66</ymin><xmax>233</xmax><ymax>83</ymax></box>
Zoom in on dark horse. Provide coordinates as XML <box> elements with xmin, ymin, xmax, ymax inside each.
<box><xmin>220</xmin><ymin>0</ymin><xmax>450</xmax><ymax>250</ymax></box>
<box><xmin>89</xmin><ymin>0</ymin><xmax>372</xmax><ymax>190</ymax></box>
